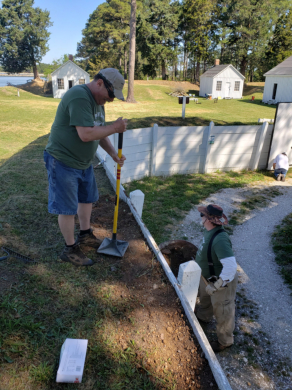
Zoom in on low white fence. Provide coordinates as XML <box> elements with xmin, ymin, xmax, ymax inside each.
<box><xmin>96</xmin><ymin>122</ymin><xmax>273</xmax><ymax>184</ymax></box>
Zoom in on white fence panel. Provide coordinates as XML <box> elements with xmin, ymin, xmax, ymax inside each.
<box><xmin>96</xmin><ymin>122</ymin><xmax>275</xmax><ymax>183</ymax></box>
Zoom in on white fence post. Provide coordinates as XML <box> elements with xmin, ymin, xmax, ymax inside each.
<box><xmin>130</xmin><ymin>190</ymin><xmax>145</xmax><ymax>218</ymax></box>
<box><xmin>150</xmin><ymin>123</ymin><xmax>158</xmax><ymax>176</ymax></box>
<box><xmin>251</xmin><ymin>121</ymin><xmax>269</xmax><ymax>171</ymax></box>
<box><xmin>182</xmin><ymin>96</ymin><xmax>186</xmax><ymax>119</ymax></box>
<box><xmin>202</xmin><ymin>121</ymin><xmax>214</xmax><ymax>174</ymax></box>
<box><xmin>177</xmin><ymin>260</ymin><xmax>201</xmax><ymax>311</ymax></box>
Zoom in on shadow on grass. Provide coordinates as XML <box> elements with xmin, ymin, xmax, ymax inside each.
<box><xmin>237</xmin><ymin>99</ymin><xmax>277</xmax><ymax>110</ymax></box>
<box><xmin>0</xmin><ymin>135</ymin><xmax>189</xmax><ymax>390</ymax></box>
<box><xmin>124</xmin><ymin>116</ymin><xmax>264</xmax><ymax>129</ymax></box>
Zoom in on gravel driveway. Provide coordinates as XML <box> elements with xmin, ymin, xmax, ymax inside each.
<box><xmin>172</xmin><ymin>179</ymin><xmax>292</xmax><ymax>389</ymax></box>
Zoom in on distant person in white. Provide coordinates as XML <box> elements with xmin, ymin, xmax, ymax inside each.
<box><xmin>273</xmin><ymin>152</ymin><xmax>289</xmax><ymax>182</ymax></box>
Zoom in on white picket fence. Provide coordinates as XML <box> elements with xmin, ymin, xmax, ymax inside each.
<box><xmin>96</xmin><ymin>122</ymin><xmax>273</xmax><ymax>184</ymax></box>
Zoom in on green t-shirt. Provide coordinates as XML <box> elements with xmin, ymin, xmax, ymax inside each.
<box><xmin>195</xmin><ymin>226</ymin><xmax>234</xmax><ymax>279</ymax></box>
<box><xmin>46</xmin><ymin>84</ymin><xmax>105</xmax><ymax>170</ymax></box>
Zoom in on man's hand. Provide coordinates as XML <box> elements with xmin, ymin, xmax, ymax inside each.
<box><xmin>205</xmin><ymin>277</ymin><xmax>224</xmax><ymax>296</ymax></box>
<box><xmin>112</xmin><ymin>153</ymin><xmax>126</xmax><ymax>167</ymax></box>
<box><xmin>113</xmin><ymin>117</ymin><xmax>127</xmax><ymax>133</ymax></box>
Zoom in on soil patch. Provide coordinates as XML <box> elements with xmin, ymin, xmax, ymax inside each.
<box><xmin>89</xmin><ymin>195</ymin><xmax>218</xmax><ymax>389</ymax></box>
<box><xmin>159</xmin><ymin>240</ymin><xmax>198</xmax><ymax>277</ymax></box>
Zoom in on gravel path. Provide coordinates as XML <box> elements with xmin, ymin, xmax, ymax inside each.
<box><xmin>172</xmin><ymin>179</ymin><xmax>292</xmax><ymax>389</ymax></box>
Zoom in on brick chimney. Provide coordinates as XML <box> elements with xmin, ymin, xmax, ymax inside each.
<box><xmin>69</xmin><ymin>54</ymin><xmax>73</xmax><ymax>61</ymax></box>
<box><xmin>215</xmin><ymin>59</ymin><xmax>220</xmax><ymax>66</ymax></box>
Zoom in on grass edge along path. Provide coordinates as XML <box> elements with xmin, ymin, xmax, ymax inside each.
<box><xmin>272</xmin><ymin>213</ymin><xmax>292</xmax><ymax>290</ymax></box>
<box><xmin>123</xmin><ymin>170</ymin><xmax>292</xmax><ymax>244</ymax></box>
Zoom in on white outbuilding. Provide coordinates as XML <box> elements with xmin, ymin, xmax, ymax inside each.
<box><xmin>199</xmin><ymin>59</ymin><xmax>245</xmax><ymax>99</ymax></box>
<box><xmin>51</xmin><ymin>57</ymin><xmax>90</xmax><ymax>99</ymax></box>
<box><xmin>262</xmin><ymin>55</ymin><xmax>292</xmax><ymax>104</ymax></box>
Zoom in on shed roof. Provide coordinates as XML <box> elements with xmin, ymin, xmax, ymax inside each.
<box><xmin>51</xmin><ymin>60</ymin><xmax>89</xmax><ymax>76</ymax></box>
<box><xmin>264</xmin><ymin>55</ymin><xmax>292</xmax><ymax>76</ymax></box>
<box><xmin>201</xmin><ymin>64</ymin><xmax>245</xmax><ymax>79</ymax></box>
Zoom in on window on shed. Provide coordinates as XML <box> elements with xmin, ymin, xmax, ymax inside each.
<box><xmin>216</xmin><ymin>81</ymin><xmax>222</xmax><ymax>91</ymax></box>
<box><xmin>234</xmin><ymin>81</ymin><xmax>240</xmax><ymax>91</ymax></box>
<box><xmin>57</xmin><ymin>78</ymin><xmax>64</xmax><ymax>89</ymax></box>
<box><xmin>79</xmin><ymin>79</ymin><xmax>85</xmax><ymax>84</ymax></box>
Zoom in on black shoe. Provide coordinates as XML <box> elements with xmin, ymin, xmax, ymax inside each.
<box><xmin>210</xmin><ymin>340</ymin><xmax>232</xmax><ymax>353</ymax></box>
<box><xmin>60</xmin><ymin>244</ymin><xmax>93</xmax><ymax>266</ymax></box>
<box><xmin>194</xmin><ymin>309</ymin><xmax>211</xmax><ymax>323</ymax></box>
<box><xmin>76</xmin><ymin>228</ymin><xmax>102</xmax><ymax>248</ymax></box>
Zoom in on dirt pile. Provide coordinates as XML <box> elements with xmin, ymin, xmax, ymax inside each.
<box><xmin>17</xmin><ymin>78</ymin><xmax>46</xmax><ymax>96</ymax></box>
<box><xmin>89</xmin><ymin>195</ymin><xmax>218</xmax><ymax>389</ymax></box>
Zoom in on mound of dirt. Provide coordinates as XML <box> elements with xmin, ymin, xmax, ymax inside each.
<box><xmin>17</xmin><ymin>78</ymin><xmax>46</xmax><ymax>96</ymax></box>
<box><xmin>89</xmin><ymin>195</ymin><xmax>218</xmax><ymax>389</ymax></box>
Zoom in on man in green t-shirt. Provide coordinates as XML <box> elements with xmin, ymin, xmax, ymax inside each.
<box><xmin>195</xmin><ymin>204</ymin><xmax>238</xmax><ymax>352</ymax></box>
<box><xmin>44</xmin><ymin>68</ymin><xmax>127</xmax><ymax>267</ymax></box>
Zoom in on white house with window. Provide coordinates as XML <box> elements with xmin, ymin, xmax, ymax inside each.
<box><xmin>262</xmin><ymin>56</ymin><xmax>292</xmax><ymax>104</ymax></box>
<box><xmin>199</xmin><ymin>60</ymin><xmax>245</xmax><ymax>99</ymax></box>
<box><xmin>51</xmin><ymin>60</ymin><xmax>90</xmax><ymax>99</ymax></box>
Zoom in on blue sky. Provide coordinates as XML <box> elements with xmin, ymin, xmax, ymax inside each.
<box><xmin>33</xmin><ymin>0</ymin><xmax>103</xmax><ymax>63</ymax></box>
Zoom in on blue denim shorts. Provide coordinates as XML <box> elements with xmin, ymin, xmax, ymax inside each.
<box><xmin>44</xmin><ymin>151</ymin><xmax>99</xmax><ymax>215</ymax></box>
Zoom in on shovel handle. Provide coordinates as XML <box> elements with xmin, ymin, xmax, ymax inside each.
<box><xmin>112</xmin><ymin>133</ymin><xmax>123</xmax><ymax>240</ymax></box>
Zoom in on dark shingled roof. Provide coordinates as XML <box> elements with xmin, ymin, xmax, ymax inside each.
<box><xmin>201</xmin><ymin>64</ymin><xmax>244</xmax><ymax>79</ymax></box>
<box><xmin>265</xmin><ymin>56</ymin><xmax>292</xmax><ymax>76</ymax></box>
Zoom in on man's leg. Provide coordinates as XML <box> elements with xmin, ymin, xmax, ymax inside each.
<box><xmin>77</xmin><ymin>203</ymin><xmax>92</xmax><ymax>230</ymax></box>
<box><xmin>76</xmin><ymin>203</ymin><xmax>101</xmax><ymax>248</ymax></box>
<box><xmin>281</xmin><ymin>169</ymin><xmax>287</xmax><ymax>182</ymax></box>
<box><xmin>274</xmin><ymin>169</ymin><xmax>282</xmax><ymax>181</ymax></box>
<box><xmin>195</xmin><ymin>278</ymin><xmax>214</xmax><ymax>322</ymax></box>
<box><xmin>211</xmin><ymin>273</ymin><xmax>238</xmax><ymax>346</ymax></box>
<box><xmin>58</xmin><ymin>214</ymin><xmax>75</xmax><ymax>245</ymax></box>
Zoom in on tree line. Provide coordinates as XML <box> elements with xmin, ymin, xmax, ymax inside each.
<box><xmin>1</xmin><ymin>0</ymin><xmax>292</xmax><ymax>82</ymax></box>
<box><xmin>77</xmin><ymin>0</ymin><xmax>292</xmax><ymax>82</ymax></box>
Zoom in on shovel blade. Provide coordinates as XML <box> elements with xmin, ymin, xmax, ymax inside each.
<box><xmin>97</xmin><ymin>238</ymin><xmax>129</xmax><ymax>258</ymax></box>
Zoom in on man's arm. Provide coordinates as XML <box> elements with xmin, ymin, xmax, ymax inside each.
<box><xmin>76</xmin><ymin>117</ymin><xmax>127</xmax><ymax>142</ymax></box>
<box><xmin>273</xmin><ymin>163</ymin><xmax>276</xmax><ymax>169</ymax></box>
<box><xmin>99</xmin><ymin>137</ymin><xmax>126</xmax><ymax>166</ymax></box>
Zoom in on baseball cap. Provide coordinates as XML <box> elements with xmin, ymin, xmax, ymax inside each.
<box><xmin>99</xmin><ymin>68</ymin><xmax>125</xmax><ymax>101</ymax></box>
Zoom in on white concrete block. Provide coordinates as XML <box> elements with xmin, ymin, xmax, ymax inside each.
<box><xmin>130</xmin><ymin>190</ymin><xmax>145</xmax><ymax>218</ymax></box>
<box><xmin>178</xmin><ymin>260</ymin><xmax>201</xmax><ymax>311</ymax></box>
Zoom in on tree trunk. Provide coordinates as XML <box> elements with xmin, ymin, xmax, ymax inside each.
<box><xmin>124</xmin><ymin>48</ymin><xmax>127</xmax><ymax>80</ymax></box>
<box><xmin>33</xmin><ymin>62</ymin><xmax>39</xmax><ymax>80</ymax></box>
<box><xmin>184</xmin><ymin>52</ymin><xmax>189</xmax><ymax>80</ymax></box>
<box><xmin>195</xmin><ymin>59</ymin><xmax>200</xmax><ymax>83</ymax></box>
<box><xmin>161</xmin><ymin>61</ymin><xmax>166</xmax><ymax>80</ymax></box>
<box><xmin>240</xmin><ymin>57</ymin><xmax>247</xmax><ymax>78</ymax></box>
<box><xmin>126</xmin><ymin>0</ymin><xmax>137</xmax><ymax>103</ymax></box>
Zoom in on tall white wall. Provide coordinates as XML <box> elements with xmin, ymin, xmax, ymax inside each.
<box><xmin>52</xmin><ymin>62</ymin><xmax>90</xmax><ymax>99</ymax></box>
<box><xmin>263</xmin><ymin>76</ymin><xmax>292</xmax><ymax>103</ymax></box>
<box><xmin>96</xmin><ymin>123</ymin><xmax>273</xmax><ymax>183</ymax></box>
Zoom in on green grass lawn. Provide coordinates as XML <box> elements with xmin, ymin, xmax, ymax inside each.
<box><xmin>0</xmin><ymin>81</ymin><xmax>286</xmax><ymax>388</ymax></box>
<box><xmin>0</xmin><ymin>81</ymin><xmax>276</xmax><ymax>164</ymax></box>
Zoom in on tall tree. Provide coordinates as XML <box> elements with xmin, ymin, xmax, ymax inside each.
<box><xmin>0</xmin><ymin>0</ymin><xmax>52</xmax><ymax>79</ymax></box>
<box><xmin>126</xmin><ymin>0</ymin><xmax>137</xmax><ymax>102</ymax></box>
<box><xmin>76</xmin><ymin>0</ymin><xmax>131</xmax><ymax>77</ymax></box>
<box><xmin>264</xmin><ymin>11</ymin><xmax>292</xmax><ymax>71</ymax></box>
<box><xmin>136</xmin><ymin>0</ymin><xmax>179</xmax><ymax>79</ymax></box>
<box><xmin>217</xmin><ymin>0</ymin><xmax>290</xmax><ymax>77</ymax></box>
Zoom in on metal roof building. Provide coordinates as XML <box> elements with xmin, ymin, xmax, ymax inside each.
<box><xmin>263</xmin><ymin>56</ymin><xmax>292</xmax><ymax>103</ymax></box>
<box><xmin>199</xmin><ymin>60</ymin><xmax>245</xmax><ymax>99</ymax></box>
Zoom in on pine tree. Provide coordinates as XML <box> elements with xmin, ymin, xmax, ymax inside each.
<box><xmin>265</xmin><ymin>11</ymin><xmax>292</xmax><ymax>71</ymax></box>
<box><xmin>126</xmin><ymin>0</ymin><xmax>137</xmax><ymax>103</ymax></box>
<box><xmin>76</xmin><ymin>0</ymin><xmax>131</xmax><ymax>77</ymax></box>
<box><xmin>136</xmin><ymin>0</ymin><xmax>179</xmax><ymax>79</ymax></box>
<box><xmin>0</xmin><ymin>0</ymin><xmax>52</xmax><ymax>79</ymax></box>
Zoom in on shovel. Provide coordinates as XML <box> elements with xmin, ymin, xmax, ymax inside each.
<box><xmin>97</xmin><ymin>133</ymin><xmax>129</xmax><ymax>257</ymax></box>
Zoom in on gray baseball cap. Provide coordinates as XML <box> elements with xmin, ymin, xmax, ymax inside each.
<box><xmin>99</xmin><ymin>68</ymin><xmax>125</xmax><ymax>101</ymax></box>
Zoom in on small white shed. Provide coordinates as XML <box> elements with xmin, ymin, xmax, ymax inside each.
<box><xmin>199</xmin><ymin>60</ymin><xmax>245</xmax><ymax>99</ymax></box>
<box><xmin>262</xmin><ymin>56</ymin><xmax>292</xmax><ymax>104</ymax></box>
<box><xmin>51</xmin><ymin>60</ymin><xmax>90</xmax><ymax>99</ymax></box>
